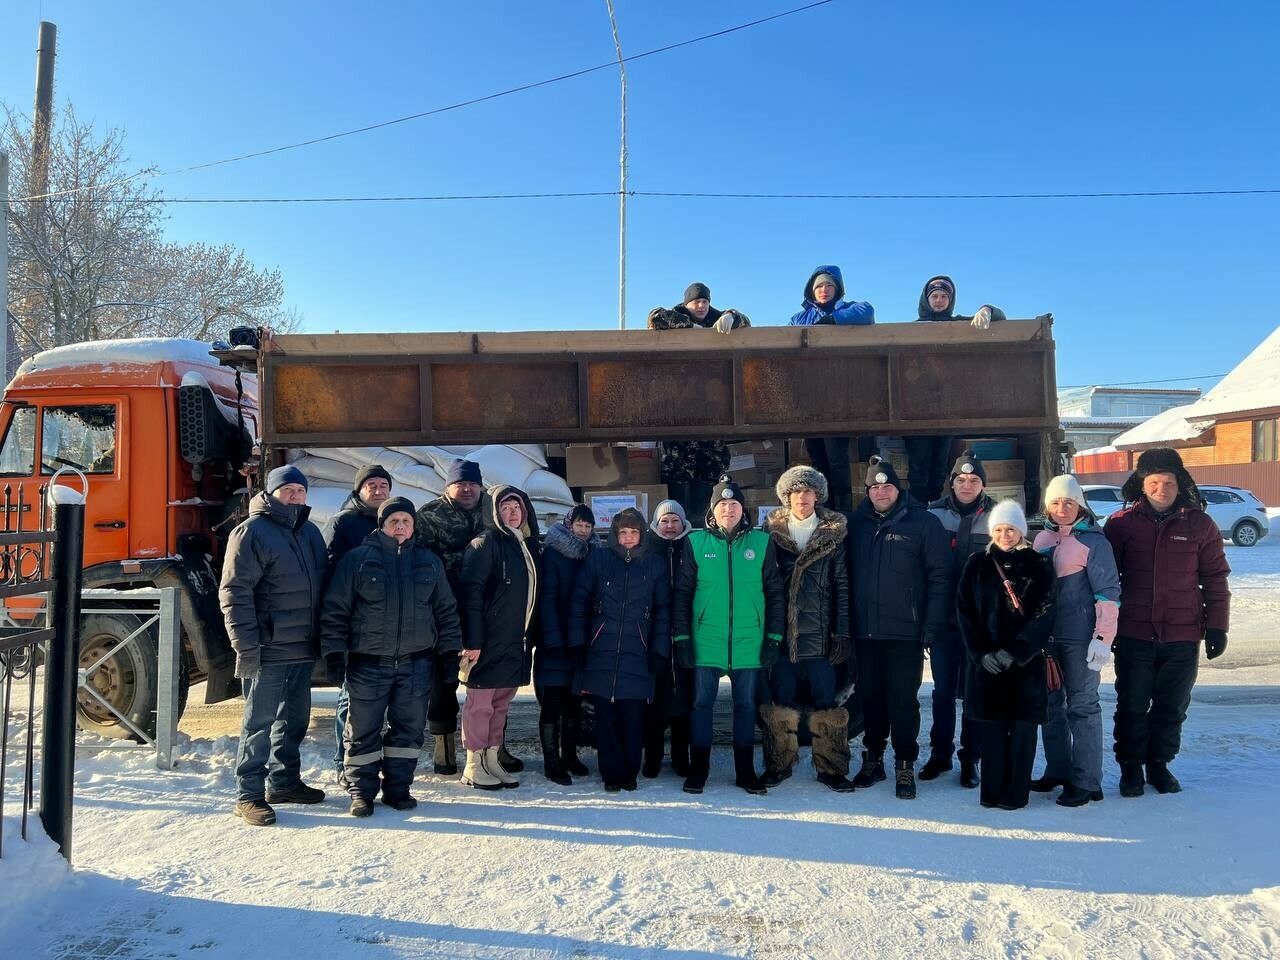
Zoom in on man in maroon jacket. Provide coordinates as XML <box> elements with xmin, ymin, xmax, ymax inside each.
<box><xmin>1104</xmin><ymin>448</ymin><xmax>1230</xmax><ymax>797</ymax></box>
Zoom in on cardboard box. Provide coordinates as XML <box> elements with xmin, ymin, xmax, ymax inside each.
<box><xmin>985</xmin><ymin>483</ymin><xmax>1026</xmax><ymax>510</ymax></box>
<box><xmin>626</xmin><ymin>447</ymin><xmax>661</xmax><ymax>485</ymax></box>
<box><xmin>982</xmin><ymin>459</ymin><xmax>1025</xmax><ymax>484</ymax></box>
<box><xmin>727</xmin><ymin>439</ymin><xmax>785</xmax><ymax>473</ymax></box>
<box><xmin>584</xmin><ymin>485</ymin><xmax>669</xmax><ymax>528</ymax></box>
<box><xmin>545</xmin><ymin>442</ymin><xmax>567</xmax><ymax>459</ymax></box>
<box><xmin>744</xmin><ymin>489</ymin><xmax>780</xmax><ymax>528</ymax></box>
<box><xmin>566</xmin><ymin>444</ymin><xmax>629</xmax><ymax>489</ymax></box>
<box><xmin>728</xmin><ymin>466</ymin><xmax>783</xmax><ymax>490</ymax></box>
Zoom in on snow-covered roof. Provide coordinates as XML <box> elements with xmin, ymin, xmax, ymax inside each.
<box><xmin>1074</xmin><ymin>444</ymin><xmax>1119</xmax><ymax>456</ymax></box>
<box><xmin>1111</xmin><ymin>403</ymin><xmax>1211</xmax><ymax>450</ymax></box>
<box><xmin>16</xmin><ymin>337</ymin><xmax>219</xmax><ymax>375</ymax></box>
<box><xmin>1185</xmin><ymin>324</ymin><xmax>1280</xmax><ymax>424</ymax></box>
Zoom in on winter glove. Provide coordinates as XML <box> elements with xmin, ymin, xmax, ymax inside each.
<box><xmin>1204</xmin><ymin>628</ymin><xmax>1228</xmax><ymax>660</ymax></box>
<box><xmin>970</xmin><ymin>306</ymin><xmax>993</xmax><ymax>330</ymax></box>
<box><xmin>442</xmin><ymin>651</ymin><xmax>461</xmax><ymax>686</ymax></box>
<box><xmin>828</xmin><ymin>635</ymin><xmax>852</xmax><ymax>666</ymax></box>
<box><xmin>648</xmin><ymin>652</ymin><xmax>668</xmax><ymax>677</ymax></box>
<box><xmin>921</xmin><ymin>629</ymin><xmax>938</xmax><ymax>652</ymax></box>
<box><xmin>712</xmin><ymin>312</ymin><xmax>736</xmax><ymax>334</ymax></box>
<box><xmin>673</xmin><ymin>640</ymin><xmax>695</xmax><ymax>671</ymax></box>
<box><xmin>980</xmin><ymin>649</ymin><xmax>1015</xmax><ymax>674</ymax></box>
<box><xmin>233</xmin><ymin>650</ymin><xmax>260</xmax><ymax>681</ymax></box>
<box><xmin>1085</xmin><ymin>637</ymin><xmax>1112</xmax><ymax>672</ymax></box>
<box><xmin>760</xmin><ymin>640</ymin><xmax>781</xmax><ymax>669</ymax></box>
<box><xmin>325</xmin><ymin>652</ymin><xmax>346</xmax><ymax>687</ymax></box>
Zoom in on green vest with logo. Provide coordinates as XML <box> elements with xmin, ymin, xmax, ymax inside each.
<box><xmin>686</xmin><ymin>528</ymin><xmax>774</xmax><ymax>670</ymax></box>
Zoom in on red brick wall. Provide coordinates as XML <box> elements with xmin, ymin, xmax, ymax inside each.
<box><xmin>1215</xmin><ymin>420</ymin><xmax>1253</xmax><ymax>464</ymax></box>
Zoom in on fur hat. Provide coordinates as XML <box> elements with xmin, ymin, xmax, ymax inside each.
<box><xmin>266</xmin><ymin>465</ymin><xmax>307</xmax><ymax>493</ymax></box>
<box><xmin>353</xmin><ymin>463</ymin><xmax>393</xmax><ymax>494</ymax></box>
<box><xmin>1043</xmin><ymin>474</ymin><xmax>1087</xmax><ymax>510</ymax></box>
<box><xmin>950</xmin><ymin>449</ymin><xmax>987</xmax><ymax>485</ymax></box>
<box><xmin>775</xmin><ymin>465</ymin><xmax>828</xmax><ymax>505</ymax></box>
<box><xmin>864</xmin><ymin>455</ymin><xmax>902</xmax><ymax>490</ymax></box>
<box><xmin>567</xmin><ymin>504</ymin><xmax>595</xmax><ymax>527</ymax></box>
<box><xmin>445</xmin><ymin>459</ymin><xmax>482</xmax><ymax>486</ymax></box>
<box><xmin>377</xmin><ymin>496</ymin><xmax>416</xmax><ymax>527</ymax></box>
<box><xmin>988</xmin><ymin>498</ymin><xmax>1028</xmax><ymax>537</ymax></box>
<box><xmin>1121</xmin><ymin>447</ymin><xmax>1201</xmax><ymax>507</ymax></box>
<box><xmin>683</xmin><ymin>282</ymin><xmax>711</xmax><ymax>304</ymax></box>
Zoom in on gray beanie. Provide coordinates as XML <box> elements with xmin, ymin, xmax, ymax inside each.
<box><xmin>775</xmin><ymin>465</ymin><xmax>828</xmax><ymax>505</ymax></box>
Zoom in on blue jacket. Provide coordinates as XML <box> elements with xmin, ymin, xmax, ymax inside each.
<box><xmin>1032</xmin><ymin>516</ymin><xmax>1121</xmax><ymax>644</ymax></box>
<box><xmin>536</xmin><ymin>520</ymin><xmax>599</xmax><ymax>686</ymax></box>
<box><xmin>788</xmin><ymin>265</ymin><xmax>875</xmax><ymax>327</ymax></box>
<box><xmin>848</xmin><ymin>493</ymin><xmax>953</xmax><ymax>644</ymax></box>
<box><xmin>569</xmin><ymin>522</ymin><xmax>671</xmax><ymax>702</ymax></box>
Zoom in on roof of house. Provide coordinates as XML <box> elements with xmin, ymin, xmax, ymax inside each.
<box><xmin>1111</xmin><ymin>403</ymin><xmax>1211</xmax><ymax>451</ymax></box>
<box><xmin>1185</xmin><ymin>324</ymin><xmax>1280</xmax><ymax>424</ymax></box>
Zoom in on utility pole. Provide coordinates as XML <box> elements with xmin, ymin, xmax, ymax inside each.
<box><xmin>31</xmin><ymin>21</ymin><xmax>57</xmax><ymax>215</ymax></box>
<box><xmin>605</xmin><ymin>1</ymin><xmax>627</xmax><ymax>330</ymax></box>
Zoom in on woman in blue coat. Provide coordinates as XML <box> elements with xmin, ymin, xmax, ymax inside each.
<box><xmin>569</xmin><ymin>508</ymin><xmax>672</xmax><ymax>791</ymax></box>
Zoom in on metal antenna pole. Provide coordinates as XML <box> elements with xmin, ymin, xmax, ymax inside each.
<box><xmin>605</xmin><ymin>1</ymin><xmax>627</xmax><ymax>330</ymax></box>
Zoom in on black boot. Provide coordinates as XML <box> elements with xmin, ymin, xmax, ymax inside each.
<box><xmin>1119</xmin><ymin>763</ymin><xmax>1146</xmax><ymax>797</ymax></box>
<box><xmin>852</xmin><ymin>750</ymin><xmax>886</xmax><ymax>788</ymax></box>
<box><xmin>683</xmin><ymin>745</ymin><xmax>711</xmax><ymax>794</ymax></box>
<box><xmin>895</xmin><ymin>759</ymin><xmax>917</xmax><ymax>799</ymax></box>
<box><xmin>669</xmin><ymin>716</ymin><xmax>691</xmax><ymax>778</ymax></box>
<box><xmin>1030</xmin><ymin>773</ymin><xmax>1069</xmax><ymax>792</ymax></box>
<box><xmin>733</xmin><ymin>744</ymin><xmax>767</xmax><ymax>796</ymax></box>
<box><xmin>561</xmin><ymin>716</ymin><xmax>589</xmax><ymax>776</ymax></box>
<box><xmin>1146</xmin><ymin>761</ymin><xmax>1182</xmax><ymax>794</ymax></box>
<box><xmin>540</xmin><ymin>722</ymin><xmax>571</xmax><ymax>786</ymax></box>
<box><xmin>917</xmin><ymin>755</ymin><xmax>953</xmax><ymax>781</ymax></box>
<box><xmin>959</xmin><ymin>760</ymin><xmax>981</xmax><ymax>789</ymax></box>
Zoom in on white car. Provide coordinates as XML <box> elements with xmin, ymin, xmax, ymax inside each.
<box><xmin>1079</xmin><ymin>483</ymin><xmax>1269</xmax><ymax>546</ymax></box>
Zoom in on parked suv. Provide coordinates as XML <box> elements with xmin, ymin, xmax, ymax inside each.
<box><xmin>1080</xmin><ymin>483</ymin><xmax>1269</xmax><ymax>546</ymax></box>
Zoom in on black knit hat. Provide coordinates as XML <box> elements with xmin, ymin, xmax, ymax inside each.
<box><xmin>377</xmin><ymin>496</ymin><xmax>416</xmax><ymax>527</ymax></box>
<box><xmin>683</xmin><ymin>282</ymin><xmax>711</xmax><ymax>304</ymax></box>
<box><xmin>567</xmin><ymin>504</ymin><xmax>595</xmax><ymax>527</ymax></box>
<box><xmin>1121</xmin><ymin>447</ymin><xmax>1202</xmax><ymax>507</ymax></box>
<box><xmin>445</xmin><ymin>459</ymin><xmax>482</xmax><ymax>486</ymax></box>
<box><xmin>949</xmin><ymin>449</ymin><xmax>987</xmax><ymax>485</ymax></box>
<box><xmin>864</xmin><ymin>455</ymin><xmax>902</xmax><ymax>490</ymax></box>
<box><xmin>353</xmin><ymin>463</ymin><xmax>393</xmax><ymax>494</ymax></box>
<box><xmin>711</xmin><ymin>474</ymin><xmax>747</xmax><ymax>508</ymax></box>
<box><xmin>612</xmin><ymin>507</ymin><xmax>646</xmax><ymax>533</ymax></box>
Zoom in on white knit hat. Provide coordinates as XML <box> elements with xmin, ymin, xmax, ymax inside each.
<box><xmin>1043</xmin><ymin>474</ymin><xmax>1087</xmax><ymax>510</ymax></box>
<box><xmin>988</xmin><ymin>499</ymin><xmax>1028</xmax><ymax>537</ymax></box>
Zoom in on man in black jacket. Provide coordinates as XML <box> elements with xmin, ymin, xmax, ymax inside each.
<box><xmin>847</xmin><ymin>456</ymin><xmax>953</xmax><ymax>799</ymax></box>
<box><xmin>321</xmin><ymin>497</ymin><xmax>462</xmax><ymax>816</ymax></box>
<box><xmin>220</xmin><ymin>466</ymin><xmax>328</xmax><ymax>826</ymax></box>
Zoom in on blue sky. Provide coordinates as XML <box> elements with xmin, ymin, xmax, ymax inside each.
<box><xmin>3</xmin><ymin>0</ymin><xmax>1277</xmax><ymax>395</ymax></box>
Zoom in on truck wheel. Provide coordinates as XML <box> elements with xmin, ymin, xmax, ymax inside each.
<box><xmin>76</xmin><ymin>613</ymin><xmax>190</xmax><ymax>741</ymax></box>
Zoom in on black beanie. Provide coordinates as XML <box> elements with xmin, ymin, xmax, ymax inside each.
<box><xmin>864</xmin><ymin>455</ymin><xmax>902</xmax><ymax>490</ymax></box>
<box><xmin>949</xmin><ymin>449</ymin><xmax>987</xmax><ymax>485</ymax></box>
<box><xmin>568</xmin><ymin>504</ymin><xmax>596</xmax><ymax>527</ymax></box>
<box><xmin>377</xmin><ymin>496</ymin><xmax>416</xmax><ymax>527</ymax></box>
<box><xmin>683</xmin><ymin>282</ymin><xmax>711</xmax><ymax>304</ymax></box>
<box><xmin>445</xmin><ymin>459</ymin><xmax>483</xmax><ymax>486</ymax></box>
<box><xmin>353</xmin><ymin>463</ymin><xmax>393</xmax><ymax>494</ymax></box>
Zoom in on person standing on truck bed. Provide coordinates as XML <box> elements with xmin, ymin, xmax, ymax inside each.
<box><xmin>673</xmin><ymin>475</ymin><xmax>785</xmax><ymax>796</ymax></box>
<box><xmin>416</xmin><ymin>459</ymin><xmax>507</xmax><ymax>776</ymax></box>
<box><xmin>322</xmin><ymin>463</ymin><xmax>394</xmax><ymax>785</ymax></box>
<box><xmin>649</xmin><ymin>282</ymin><xmax>751</xmax><ymax>526</ymax></box>
<box><xmin>847</xmin><ymin>456</ymin><xmax>952</xmax><ymax>800</ymax></box>
<box><xmin>788</xmin><ymin>265</ymin><xmax>875</xmax><ymax>512</ymax></box>
<box><xmin>907</xmin><ymin>276</ymin><xmax>1006</xmax><ymax>504</ymax></box>
<box><xmin>219</xmin><ymin>465</ymin><xmax>328</xmax><ymax>827</ymax></box>
<box><xmin>320</xmin><ymin>496</ymin><xmax>462</xmax><ymax>816</ymax></box>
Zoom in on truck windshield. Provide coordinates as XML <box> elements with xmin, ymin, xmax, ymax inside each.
<box><xmin>0</xmin><ymin>406</ymin><xmax>36</xmax><ymax>475</ymax></box>
<box><xmin>41</xmin><ymin>404</ymin><xmax>117</xmax><ymax>475</ymax></box>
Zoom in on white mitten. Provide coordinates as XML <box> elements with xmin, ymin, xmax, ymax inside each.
<box><xmin>971</xmin><ymin>305</ymin><xmax>992</xmax><ymax>330</ymax></box>
<box><xmin>713</xmin><ymin>312</ymin><xmax>736</xmax><ymax>334</ymax></box>
<box><xmin>1085</xmin><ymin>637</ymin><xmax>1111</xmax><ymax>672</ymax></box>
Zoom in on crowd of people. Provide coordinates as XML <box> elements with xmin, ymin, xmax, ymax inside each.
<box><xmin>218</xmin><ymin>435</ymin><xmax>1230</xmax><ymax>825</ymax></box>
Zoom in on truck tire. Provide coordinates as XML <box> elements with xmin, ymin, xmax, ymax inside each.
<box><xmin>76</xmin><ymin>613</ymin><xmax>190</xmax><ymax>741</ymax></box>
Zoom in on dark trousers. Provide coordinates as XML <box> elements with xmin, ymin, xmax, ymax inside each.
<box><xmin>803</xmin><ymin>438</ymin><xmax>852</xmax><ymax>507</ymax></box>
<box><xmin>235</xmin><ymin>661</ymin><xmax>313</xmax><ymax>802</ymax></box>
<box><xmin>928</xmin><ymin>626</ymin><xmax>982</xmax><ymax>763</ymax></box>
<box><xmin>536</xmin><ymin>683</ymin><xmax>581</xmax><ymax>727</ymax></box>
<box><xmin>979</xmin><ymin>719</ymin><xmax>1039</xmax><ymax>808</ymax></box>
<box><xmin>692</xmin><ymin>666</ymin><xmax>760</xmax><ymax>748</ymax></box>
<box><xmin>644</xmin><ymin>659</ymin><xmax>675</xmax><ymax>748</ymax></box>
<box><xmin>857</xmin><ymin>637</ymin><xmax>925</xmax><ymax>763</ymax></box>
<box><xmin>332</xmin><ymin>681</ymin><xmax>349</xmax><ymax>769</ymax></box>
<box><xmin>904</xmin><ymin>435</ymin><xmax>953</xmax><ymax>505</ymax></box>
<box><xmin>426</xmin><ymin>648</ymin><xmax>460</xmax><ymax>735</ymax></box>
<box><xmin>345</xmin><ymin>654</ymin><xmax>431</xmax><ymax>800</ymax></box>
<box><xmin>1113</xmin><ymin>636</ymin><xmax>1199</xmax><ymax>766</ymax></box>
<box><xmin>769</xmin><ymin>656</ymin><xmax>837</xmax><ymax>709</ymax></box>
<box><xmin>592</xmin><ymin>696</ymin><xmax>647</xmax><ymax>787</ymax></box>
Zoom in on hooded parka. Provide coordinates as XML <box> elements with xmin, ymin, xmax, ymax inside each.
<box><xmin>761</xmin><ymin>506</ymin><xmax>850</xmax><ymax>662</ymax></box>
<box><xmin>538</xmin><ymin>519</ymin><xmax>599</xmax><ymax>686</ymax></box>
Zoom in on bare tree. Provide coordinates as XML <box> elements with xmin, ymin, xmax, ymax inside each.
<box><xmin>4</xmin><ymin>103</ymin><xmax>300</xmax><ymax>358</ymax></box>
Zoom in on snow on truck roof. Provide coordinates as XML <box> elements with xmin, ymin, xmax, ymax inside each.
<box><xmin>9</xmin><ymin>338</ymin><xmax>254</xmax><ymax>392</ymax></box>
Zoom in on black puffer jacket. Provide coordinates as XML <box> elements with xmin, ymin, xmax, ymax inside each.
<box><xmin>762</xmin><ymin>506</ymin><xmax>850</xmax><ymax>662</ymax></box>
<box><xmin>957</xmin><ymin>543</ymin><xmax>1055</xmax><ymax>724</ymax></box>
<box><xmin>646</xmin><ymin>304</ymin><xmax>751</xmax><ymax>331</ymax></box>
<box><xmin>847</xmin><ymin>494</ymin><xmax>952</xmax><ymax>645</ymax></box>
<box><xmin>458</xmin><ymin>484</ymin><xmax>542</xmax><ymax>689</ymax></box>
<box><xmin>537</xmin><ymin>519</ymin><xmax>599</xmax><ymax>687</ymax></box>
<box><xmin>569</xmin><ymin>512</ymin><xmax>672</xmax><ymax>702</ymax></box>
<box><xmin>324</xmin><ymin>491</ymin><xmax>379</xmax><ymax>571</ymax></box>
<box><xmin>219</xmin><ymin>492</ymin><xmax>328</xmax><ymax>665</ymax></box>
<box><xmin>319</xmin><ymin>529</ymin><xmax>462</xmax><ymax>661</ymax></box>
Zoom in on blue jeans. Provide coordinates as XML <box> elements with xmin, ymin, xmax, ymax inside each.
<box><xmin>692</xmin><ymin>666</ymin><xmax>760</xmax><ymax>748</ymax></box>
<box><xmin>1040</xmin><ymin>639</ymin><xmax>1103</xmax><ymax>791</ymax></box>
<box><xmin>927</xmin><ymin>626</ymin><xmax>982</xmax><ymax>763</ymax></box>
<box><xmin>235</xmin><ymin>661</ymin><xmax>314</xmax><ymax>802</ymax></box>
<box><xmin>344</xmin><ymin>654</ymin><xmax>431</xmax><ymax>800</ymax></box>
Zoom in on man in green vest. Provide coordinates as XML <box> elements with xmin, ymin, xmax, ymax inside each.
<box><xmin>673</xmin><ymin>475</ymin><xmax>785</xmax><ymax>795</ymax></box>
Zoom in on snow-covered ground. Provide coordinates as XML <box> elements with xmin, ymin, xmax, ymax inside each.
<box><xmin>3</xmin><ymin>523</ymin><xmax>1278</xmax><ymax>959</ymax></box>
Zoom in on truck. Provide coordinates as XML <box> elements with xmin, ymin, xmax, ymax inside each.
<box><xmin>0</xmin><ymin>318</ymin><xmax>1061</xmax><ymax>740</ymax></box>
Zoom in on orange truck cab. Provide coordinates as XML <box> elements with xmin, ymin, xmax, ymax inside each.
<box><xmin>0</xmin><ymin>338</ymin><xmax>259</xmax><ymax>738</ymax></box>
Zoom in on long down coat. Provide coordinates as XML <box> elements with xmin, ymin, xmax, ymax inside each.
<box><xmin>761</xmin><ymin>506</ymin><xmax>850</xmax><ymax>662</ymax></box>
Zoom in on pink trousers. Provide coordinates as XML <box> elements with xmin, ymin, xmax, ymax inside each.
<box><xmin>461</xmin><ymin>686</ymin><xmax>517</xmax><ymax>750</ymax></box>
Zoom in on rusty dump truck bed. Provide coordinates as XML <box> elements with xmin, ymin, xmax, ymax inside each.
<box><xmin>257</xmin><ymin>318</ymin><xmax>1058</xmax><ymax>448</ymax></box>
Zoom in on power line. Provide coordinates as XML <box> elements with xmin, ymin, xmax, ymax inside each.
<box><xmin>1060</xmin><ymin>375</ymin><xmax>1227</xmax><ymax>389</ymax></box>
<box><xmin>14</xmin><ymin>1</ymin><xmax>833</xmax><ymax>203</ymax></box>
